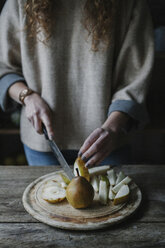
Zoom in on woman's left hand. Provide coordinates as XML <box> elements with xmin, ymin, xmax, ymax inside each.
<box><xmin>79</xmin><ymin>111</ymin><xmax>131</xmax><ymax>167</ymax></box>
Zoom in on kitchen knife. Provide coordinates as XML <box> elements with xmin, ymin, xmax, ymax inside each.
<box><xmin>42</xmin><ymin>125</ymin><xmax>74</xmax><ymax>180</ymax></box>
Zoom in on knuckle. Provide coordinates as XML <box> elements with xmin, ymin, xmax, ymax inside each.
<box><xmin>26</xmin><ymin>112</ymin><xmax>32</xmax><ymax>118</ymax></box>
<box><xmin>86</xmin><ymin>139</ymin><xmax>92</xmax><ymax>147</ymax></box>
<box><xmin>83</xmin><ymin>152</ymin><xmax>89</xmax><ymax>159</ymax></box>
<box><xmin>33</xmin><ymin>110</ymin><xmax>39</xmax><ymax>116</ymax></box>
<box><xmin>40</xmin><ymin>110</ymin><xmax>47</xmax><ymax>117</ymax></box>
<box><xmin>42</xmin><ymin>107</ymin><xmax>50</xmax><ymax>115</ymax></box>
<box><xmin>93</xmin><ymin>144</ymin><xmax>99</xmax><ymax>153</ymax></box>
<box><xmin>104</xmin><ymin>130</ymin><xmax>110</xmax><ymax>138</ymax></box>
<box><xmin>83</xmin><ymin>139</ymin><xmax>91</xmax><ymax>148</ymax></box>
<box><xmin>42</xmin><ymin>109</ymin><xmax>47</xmax><ymax>115</ymax></box>
<box><xmin>96</xmin><ymin>127</ymin><xmax>103</xmax><ymax>134</ymax></box>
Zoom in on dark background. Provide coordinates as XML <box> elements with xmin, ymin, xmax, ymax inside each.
<box><xmin>148</xmin><ymin>0</ymin><xmax>165</xmax><ymax>27</ymax></box>
<box><xmin>0</xmin><ymin>0</ymin><xmax>165</xmax><ymax>165</ymax></box>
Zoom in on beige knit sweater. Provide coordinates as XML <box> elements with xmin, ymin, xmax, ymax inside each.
<box><xmin>0</xmin><ymin>0</ymin><xmax>154</xmax><ymax>151</ymax></box>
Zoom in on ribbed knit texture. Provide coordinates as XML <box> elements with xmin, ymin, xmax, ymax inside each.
<box><xmin>0</xmin><ymin>0</ymin><xmax>154</xmax><ymax>151</ymax></box>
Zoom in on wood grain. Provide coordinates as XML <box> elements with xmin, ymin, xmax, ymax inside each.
<box><xmin>22</xmin><ymin>171</ymin><xmax>142</xmax><ymax>230</ymax></box>
<box><xmin>0</xmin><ymin>165</ymin><xmax>165</xmax><ymax>247</ymax></box>
<box><xmin>0</xmin><ymin>223</ymin><xmax>164</xmax><ymax>248</ymax></box>
<box><xmin>0</xmin><ymin>165</ymin><xmax>165</xmax><ymax>223</ymax></box>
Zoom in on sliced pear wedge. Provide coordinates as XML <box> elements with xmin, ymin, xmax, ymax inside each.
<box><xmin>99</xmin><ymin>180</ymin><xmax>108</xmax><ymax>205</ymax></box>
<box><xmin>115</xmin><ymin>171</ymin><xmax>125</xmax><ymax>185</ymax></box>
<box><xmin>74</xmin><ymin>157</ymin><xmax>90</xmax><ymax>182</ymax></box>
<box><xmin>88</xmin><ymin>165</ymin><xmax>110</xmax><ymax>177</ymax></box>
<box><xmin>100</xmin><ymin>175</ymin><xmax>110</xmax><ymax>187</ymax></box>
<box><xmin>90</xmin><ymin>175</ymin><xmax>99</xmax><ymax>192</ymax></box>
<box><xmin>60</xmin><ymin>182</ymin><xmax>67</xmax><ymax>189</ymax></box>
<box><xmin>107</xmin><ymin>169</ymin><xmax>116</xmax><ymax>186</ymax></box>
<box><xmin>45</xmin><ymin>179</ymin><xmax>61</xmax><ymax>188</ymax></box>
<box><xmin>60</xmin><ymin>173</ymin><xmax>71</xmax><ymax>185</ymax></box>
<box><xmin>113</xmin><ymin>184</ymin><xmax>130</xmax><ymax>205</ymax></box>
<box><xmin>112</xmin><ymin>176</ymin><xmax>132</xmax><ymax>194</ymax></box>
<box><xmin>42</xmin><ymin>185</ymin><xmax>66</xmax><ymax>203</ymax></box>
<box><xmin>108</xmin><ymin>185</ymin><xmax>116</xmax><ymax>200</ymax></box>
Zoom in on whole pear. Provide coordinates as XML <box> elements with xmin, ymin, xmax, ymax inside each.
<box><xmin>66</xmin><ymin>176</ymin><xmax>94</xmax><ymax>209</ymax></box>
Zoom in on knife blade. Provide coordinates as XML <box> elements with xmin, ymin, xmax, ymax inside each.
<box><xmin>42</xmin><ymin>125</ymin><xmax>74</xmax><ymax>180</ymax></box>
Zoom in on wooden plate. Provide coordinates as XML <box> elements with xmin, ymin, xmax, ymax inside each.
<box><xmin>22</xmin><ymin>170</ymin><xmax>142</xmax><ymax>230</ymax></box>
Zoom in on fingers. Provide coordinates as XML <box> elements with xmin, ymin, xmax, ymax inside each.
<box><xmin>81</xmin><ymin>129</ymin><xmax>109</xmax><ymax>162</ymax></box>
<box><xmin>25</xmin><ymin>95</ymin><xmax>54</xmax><ymax>139</ymax></box>
<box><xmin>28</xmin><ymin>112</ymin><xmax>54</xmax><ymax>140</ymax></box>
<box><xmin>33</xmin><ymin>115</ymin><xmax>42</xmax><ymax>134</ymax></box>
<box><xmin>85</xmin><ymin>149</ymin><xmax>111</xmax><ymax>168</ymax></box>
<box><xmin>79</xmin><ymin>127</ymin><xmax>118</xmax><ymax>168</ymax></box>
<box><xmin>42</xmin><ymin>113</ymin><xmax>54</xmax><ymax>140</ymax></box>
<box><xmin>79</xmin><ymin>128</ymin><xmax>104</xmax><ymax>156</ymax></box>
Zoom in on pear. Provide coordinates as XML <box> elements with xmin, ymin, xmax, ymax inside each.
<box><xmin>100</xmin><ymin>175</ymin><xmax>110</xmax><ymax>187</ymax></box>
<box><xmin>66</xmin><ymin>176</ymin><xmax>94</xmax><ymax>209</ymax></box>
<box><xmin>46</xmin><ymin>179</ymin><xmax>61</xmax><ymax>187</ymax></box>
<box><xmin>74</xmin><ymin>157</ymin><xmax>90</xmax><ymax>182</ymax></box>
<box><xmin>42</xmin><ymin>185</ymin><xmax>66</xmax><ymax>203</ymax></box>
<box><xmin>90</xmin><ymin>175</ymin><xmax>99</xmax><ymax>192</ymax></box>
<box><xmin>60</xmin><ymin>182</ymin><xmax>68</xmax><ymax>189</ymax></box>
<box><xmin>88</xmin><ymin>165</ymin><xmax>110</xmax><ymax>177</ymax></box>
<box><xmin>99</xmin><ymin>180</ymin><xmax>108</xmax><ymax>205</ymax></box>
<box><xmin>114</xmin><ymin>184</ymin><xmax>130</xmax><ymax>205</ymax></box>
<box><xmin>108</xmin><ymin>185</ymin><xmax>116</xmax><ymax>200</ymax></box>
<box><xmin>112</xmin><ymin>176</ymin><xmax>132</xmax><ymax>194</ymax></box>
<box><xmin>115</xmin><ymin>171</ymin><xmax>125</xmax><ymax>185</ymax></box>
<box><xmin>60</xmin><ymin>173</ymin><xmax>71</xmax><ymax>185</ymax></box>
<box><xmin>107</xmin><ymin>169</ymin><xmax>116</xmax><ymax>186</ymax></box>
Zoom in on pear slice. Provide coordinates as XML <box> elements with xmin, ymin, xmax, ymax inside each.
<box><xmin>115</xmin><ymin>171</ymin><xmax>125</xmax><ymax>185</ymax></box>
<box><xmin>99</xmin><ymin>180</ymin><xmax>108</xmax><ymax>205</ymax></box>
<box><xmin>60</xmin><ymin>182</ymin><xmax>67</xmax><ymax>189</ymax></box>
<box><xmin>42</xmin><ymin>185</ymin><xmax>66</xmax><ymax>203</ymax></box>
<box><xmin>74</xmin><ymin>157</ymin><xmax>90</xmax><ymax>182</ymax></box>
<box><xmin>90</xmin><ymin>175</ymin><xmax>99</xmax><ymax>192</ymax></box>
<box><xmin>108</xmin><ymin>185</ymin><xmax>116</xmax><ymax>200</ymax></box>
<box><xmin>88</xmin><ymin>165</ymin><xmax>110</xmax><ymax>177</ymax></box>
<box><xmin>45</xmin><ymin>179</ymin><xmax>61</xmax><ymax>188</ymax></box>
<box><xmin>100</xmin><ymin>175</ymin><xmax>110</xmax><ymax>187</ymax></box>
<box><xmin>107</xmin><ymin>169</ymin><xmax>116</xmax><ymax>186</ymax></box>
<box><xmin>60</xmin><ymin>173</ymin><xmax>71</xmax><ymax>185</ymax></box>
<box><xmin>113</xmin><ymin>184</ymin><xmax>130</xmax><ymax>205</ymax></box>
<box><xmin>112</xmin><ymin>176</ymin><xmax>132</xmax><ymax>194</ymax></box>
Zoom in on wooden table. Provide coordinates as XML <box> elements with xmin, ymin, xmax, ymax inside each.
<box><xmin>0</xmin><ymin>165</ymin><xmax>165</xmax><ymax>248</ymax></box>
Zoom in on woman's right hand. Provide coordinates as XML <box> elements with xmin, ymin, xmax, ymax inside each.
<box><xmin>24</xmin><ymin>93</ymin><xmax>54</xmax><ymax>140</ymax></box>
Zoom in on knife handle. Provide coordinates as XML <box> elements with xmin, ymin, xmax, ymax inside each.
<box><xmin>42</xmin><ymin>124</ymin><xmax>49</xmax><ymax>140</ymax></box>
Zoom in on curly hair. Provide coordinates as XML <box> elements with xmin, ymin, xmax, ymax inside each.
<box><xmin>25</xmin><ymin>0</ymin><xmax>116</xmax><ymax>51</ymax></box>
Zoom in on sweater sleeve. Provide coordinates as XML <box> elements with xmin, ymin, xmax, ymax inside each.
<box><xmin>109</xmin><ymin>0</ymin><xmax>154</xmax><ymax>129</ymax></box>
<box><xmin>0</xmin><ymin>0</ymin><xmax>26</xmax><ymax>112</ymax></box>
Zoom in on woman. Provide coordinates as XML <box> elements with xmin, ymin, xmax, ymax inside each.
<box><xmin>0</xmin><ymin>0</ymin><xmax>154</xmax><ymax>166</ymax></box>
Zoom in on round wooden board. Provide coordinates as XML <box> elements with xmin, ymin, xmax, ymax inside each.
<box><xmin>22</xmin><ymin>171</ymin><xmax>142</xmax><ymax>230</ymax></box>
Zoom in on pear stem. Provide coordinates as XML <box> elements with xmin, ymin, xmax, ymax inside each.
<box><xmin>76</xmin><ymin>168</ymin><xmax>80</xmax><ymax>177</ymax></box>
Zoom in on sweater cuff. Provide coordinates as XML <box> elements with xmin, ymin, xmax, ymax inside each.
<box><xmin>108</xmin><ymin>100</ymin><xmax>149</xmax><ymax>129</ymax></box>
<box><xmin>0</xmin><ymin>73</ymin><xmax>26</xmax><ymax>112</ymax></box>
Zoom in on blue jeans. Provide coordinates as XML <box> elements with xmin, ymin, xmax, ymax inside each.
<box><xmin>23</xmin><ymin>144</ymin><xmax>132</xmax><ymax>166</ymax></box>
